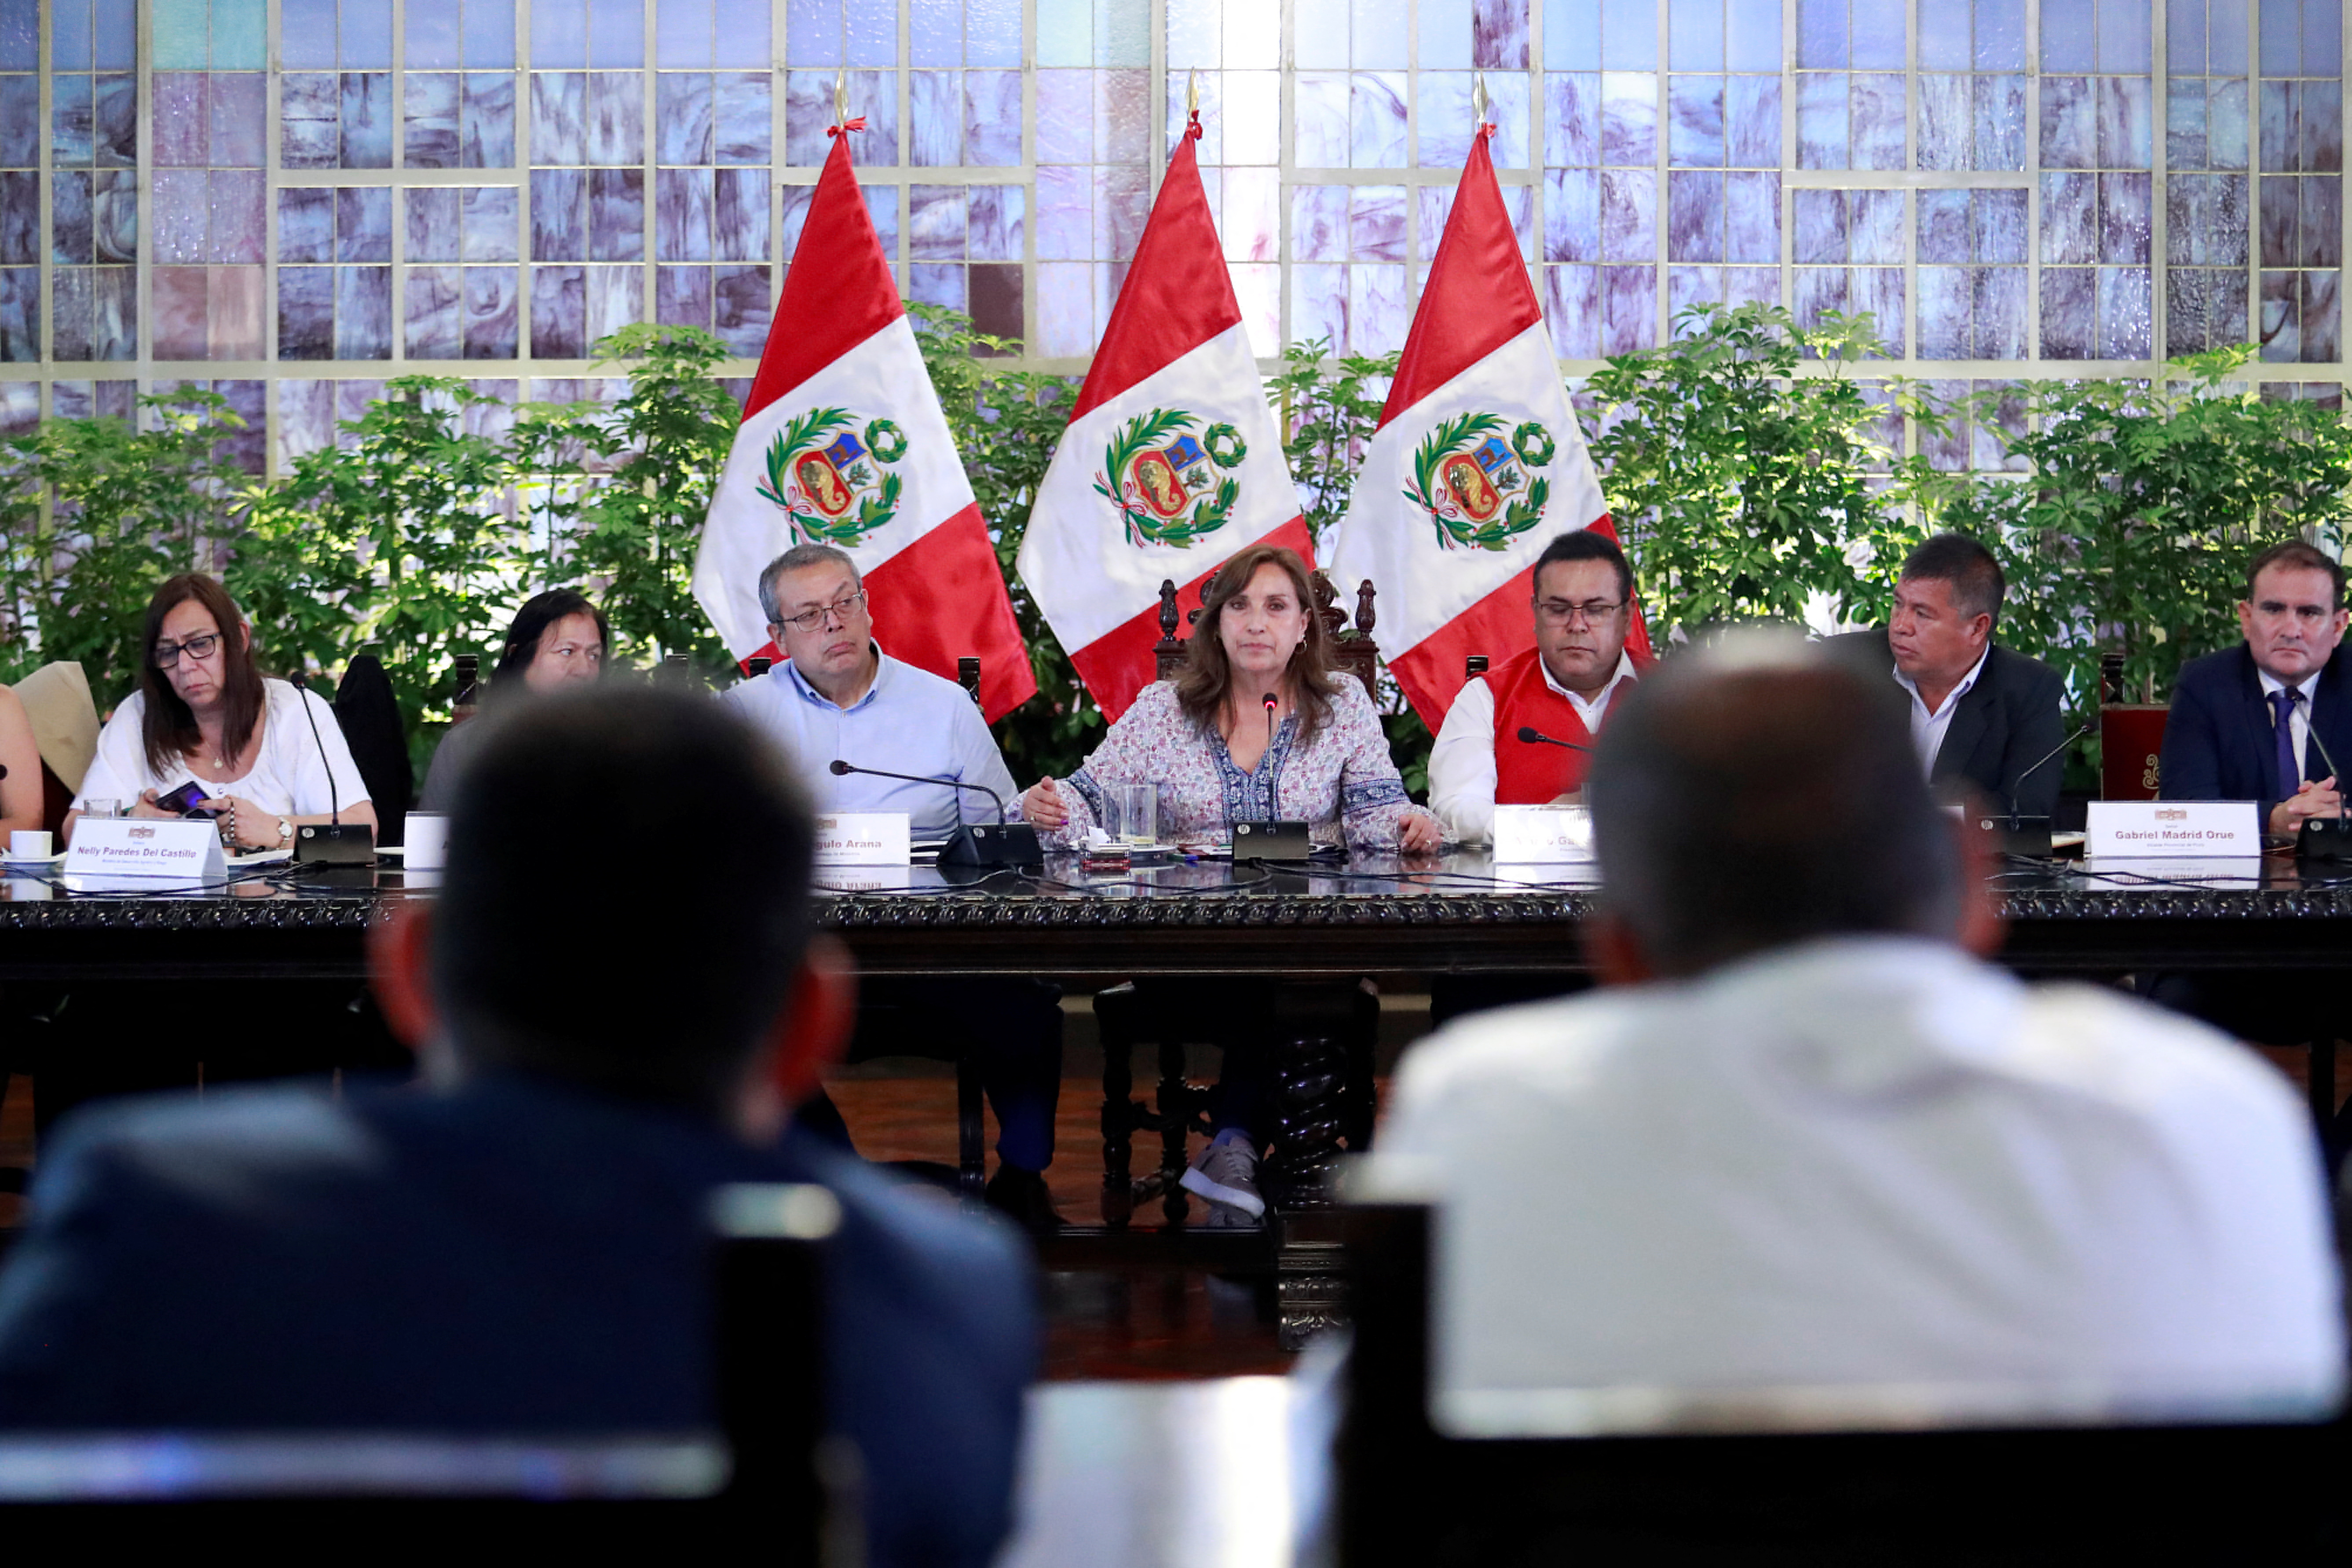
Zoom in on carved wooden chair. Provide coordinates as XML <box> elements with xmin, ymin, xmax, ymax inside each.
<box><xmin>1105</xmin><ymin>574</ymin><xmax>1388</xmax><ymax>1341</ymax></box>
<box><xmin>1150</xmin><ymin>569</ymin><xmax>1383</xmax><ymax>694</ymax></box>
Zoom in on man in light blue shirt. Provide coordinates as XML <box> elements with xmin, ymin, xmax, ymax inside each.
<box><xmin>722</xmin><ymin>545</ymin><xmax>1018</xmax><ymax>837</ymax></box>
<box><xmin>722</xmin><ymin>544</ymin><xmax>1063</xmax><ymax>1229</ymax></box>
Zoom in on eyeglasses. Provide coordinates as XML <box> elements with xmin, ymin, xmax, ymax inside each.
<box><xmin>776</xmin><ymin>590</ymin><xmax>869</xmax><ymax>634</ymax></box>
<box><xmin>153</xmin><ymin>632</ymin><xmax>223</xmax><ymax>668</ymax></box>
<box><xmin>1535</xmin><ymin>598</ymin><xmax>1627</xmax><ymax>628</ymax></box>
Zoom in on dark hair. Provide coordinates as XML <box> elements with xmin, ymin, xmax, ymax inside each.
<box><xmin>139</xmin><ymin>574</ymin><xmax>268</xmax><ymax>779</ymax></box>
<box><xmin>2245</xmin><ymin>540</ymin><xmax>2346</xmax><ymax>610</ymax></box>
<box><xmin>1588</xmin><ymin>634</ymin><xmax>1963</xmax><ymax>974</ymax></box>
<box><xmin>1174</xmin><ymin>545</ymin><xmax>1342</xmax><ymax>746</ymax></box>
<box><xmin>493</xmin><ymin>589</ymin><xmax>610</xmax><ymax>686</ymax></box>
<box><xmin>1533</xmin><ymin>529</ymin><xmax>1633</xmax><ymax>604</ymax></box>
<box><xmin>434</xmin><ymin>687</ymin><xmax>818</xmax><ymax>1116</ymax></box>
<box><xmin>1900</xmin><ymin>534</ymin><xmax>2006</xmax><ymax>626</ymax></box>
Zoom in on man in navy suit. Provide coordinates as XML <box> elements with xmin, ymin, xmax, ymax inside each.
<box><xmin>2160</xmin><ymin>539</ymin><xmax>2352</xmax><ymax>835</ymax></box>
<box><xmin>2154</xmin><ymin>540</ymin><xmax>2352</xmax><ymax>1173</ymax></box>
<box><xmin>1829</xmin><ymin>534</ymin><xmax>2067</xmax><ymax>820</ymax></box>
<box><xmin>0</xmin><ymin>687</ymin><xmax>1035</xmax><ymax>1568</ymax></box>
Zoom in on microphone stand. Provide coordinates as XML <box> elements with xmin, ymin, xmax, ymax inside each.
<box><xmin>288</xmin><ymin>673</ymin><xmax>374</xmax><ymax>866</ymax></box>
<box><xmin>2294</xmin><ymin>726</ymin><xmax>2352</xmax><ymax>861</ymax></box>
<box><xmin>827</xmin><ymin>759</ymin><xmax>1041</xmax><ymax>868</ymax></box>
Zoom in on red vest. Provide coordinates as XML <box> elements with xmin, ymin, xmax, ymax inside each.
<box><xmin>1490</xmin><ymin>645</ymin><xmax>1646</xmax><ymax>804</ymax></box>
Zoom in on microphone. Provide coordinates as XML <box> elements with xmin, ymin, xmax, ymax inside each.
<box><xmin>828</xmin><ymin>758</ymin><xmax>1039</xmax><ymax>869</ymax></box>
<box><xmin>290</xmin><ymin>672</ymin><xmax>338</xmax><ymax>825</ymax></box>
<box><xmin>2003</xmin><ymin>719</ymin><xmax>2096</xmax><ymax>828</ymax></box>
<box><xmin>1516</xmin><ymin>725</ymin><xmax>1591</xmax><ymax>753</ymax></box>
<box><xmin>287</xmin><ymin>673</ymin><xmax>373</xmax><ymax>864</ymax></box>
<box><xmin>1263</xmin><ymin>692</ymin><xmax>1278</xmax><ymax>751</ymax></box>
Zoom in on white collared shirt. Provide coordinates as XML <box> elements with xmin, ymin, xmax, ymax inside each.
<box><xmin>1429</xmin><ymin>650</ymin><xmax>1638</xmax><ymax>844</ymax></box>
<box><xmin>1893</xmin><ymin>646</ymin><xmax>1990</xmax><ymax>780</ymax></box>
<box><xmin>2256</xmin><ymin>666</ymin><xmax>2325</xmax><ymax>780</ymax></box>
<box><xmin>1361</xmin><ymin>936</ymin><xmax>2344</xmax><ymax>1426</ymax></box>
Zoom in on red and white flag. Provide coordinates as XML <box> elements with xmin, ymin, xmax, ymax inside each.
<box><xmin>1325</xmin><ymin>118</ymin><xmax>1650</xmax><ymax>729</ymax></box>
<box><xmin>1016</xmin><ymin>113</ymin><xmax>1307</xmax><ymax>722</ymax></box>
<box><xmin>692</xmin><ymin>123</ymin><xmax>1036</xmax><ymax>721</ymax></box>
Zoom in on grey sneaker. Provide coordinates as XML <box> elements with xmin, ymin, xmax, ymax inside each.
<box><xmin>1181</xmin><ymin>1131</ymin><xmax>1265</xmax><ymax>1224</ymax></box>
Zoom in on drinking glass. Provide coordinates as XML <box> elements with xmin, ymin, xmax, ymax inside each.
<box><xmin>82</xmin><ymin>798</ymin><xmax>121</xmax><ymax>819</ymax></box>
<box><xmin>1106</xmin><ymin>782</ymin><xmax>1158</xmax><ymax>846</ymax></box>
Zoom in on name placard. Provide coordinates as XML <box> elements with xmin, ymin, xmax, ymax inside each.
<box><xmin>812</xmin><ymin>812</ymin><xmax>911</xmax><ymax>866</ymax></box>
<box><xmin>1492</xmin><ymin>803</ymin><xmax>1595</xmax><ymax>863</ymax></box>
<box><xmin>2085</xmin><ymin>799</ymin><xmax>2261</xmax><ymax>858</ymax></box>
<box><xmin>64</xmin><ymin>816</ymin><xmax>226</xmax><ymax>881</ymax></box>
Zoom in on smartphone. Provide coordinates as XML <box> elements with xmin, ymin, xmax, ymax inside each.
<box><xmin>155</xmin><ymin>779</ymin><xmax>212</xmax><ymax>815</ymax></box>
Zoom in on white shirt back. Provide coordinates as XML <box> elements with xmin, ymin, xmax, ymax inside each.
<box><xmin>1367</xmin><ymin>937</ymin><xmax>2344</xmax><ymax>1431</ymax></box>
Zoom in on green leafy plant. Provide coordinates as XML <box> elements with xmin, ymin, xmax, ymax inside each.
<box><xmin>1583</xmin><ymin>303</ymin><xmax>1902</xmax><ymax>642</ymax></box>
<box><xmin>242</xmin><ymin>376</ymin><xmax>521</xmax><ymax>771</ymax></box>
<box><xmin>1887</xmin><ymin>346</ymin><xmax>2352</xmax><ymax>717</ymax></box>
<box><xmin>0</xmin><ymin>390</ymin><xmax>261</xmax><ymax>702</ymax></box>
<box><xmin>1269</xmin><ymin>337</ymin><xmax>1398</xmax><ymax>550</ymax></box>
<box><xmin>561</xmin><ymin>324</ymin><xmax>742</xmax><ymax>674</ymax></box>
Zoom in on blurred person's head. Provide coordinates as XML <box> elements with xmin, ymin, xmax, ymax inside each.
<box><xmin>369</xmin><ymin>686</ymin><xmax>849</xmax><ymax>1138</ymax></box>
<box><xmin>139</xmin><ymin>574</ymin><xmax>267</xmax><ymax>776</ymax></box>
<box><xmin>1530</xmin><ymin>530</ymin><xmax>1635</xmax><ymax>695</ymax></box>
<box><xmin>1888</xmin><ymin>534</ymin><xmax>2003</xmax><ymax>692</ymax></box>
<box><xmin>1584</xmin><ymin>631</ymin><xmax>1997</xmax><ymax>982</ymax></box>
<box><xmin>2238</xmin><ymin>540</ymin><xmax>2348</xmax><ymax>685</ymax></box>
<box><xmin>494</xmin><ymin>590</ymin><xmax>609</xmax><ymax>694</ymax></box>
<box><xmin>759</xmin><ymin>544</ymin><xmax>872</xmax><ymax>695</ymax></box>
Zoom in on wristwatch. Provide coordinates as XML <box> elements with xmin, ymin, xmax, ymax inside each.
<box><xmin>276</xmin><ymin>817</ymin><xmax>293</xmax><ymax>850</ymax></box>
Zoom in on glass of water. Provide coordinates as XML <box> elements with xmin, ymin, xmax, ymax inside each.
<box><xmin>1106</xmin><ymin>782</ymin><xmax>1158</xmax><ymax>847</ymax></box>
<box><xmin>82</xmin><ymin>798</ymin><xmax>121</xmax><ymax>819</ymax></box>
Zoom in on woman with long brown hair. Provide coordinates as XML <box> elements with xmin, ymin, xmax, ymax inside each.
<box><xmin>1021</xmin><ymin>544</ymin><xmax>1440</xmax><ymax>853</ymax></box>
<box><xmin>1018</xmin><ymin>545</ymin><xmax>1437</xmax><ymax>1225</ymax></box>
<box><xmin>65</xmin><ymin>574</ymin><xmax>376</xmax><ymax>850</ymax></box>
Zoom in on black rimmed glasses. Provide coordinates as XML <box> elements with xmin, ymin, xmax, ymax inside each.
<box><xmin>152</xmin><ymin>632</ymin><xmax>223</xmax><ymax>668</ymax></box>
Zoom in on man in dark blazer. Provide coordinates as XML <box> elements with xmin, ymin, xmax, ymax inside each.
<box><xmin>1829</xmin><ymin>534</ymin><xmax>2067</xmax><ymax>820</ymax></box>
<box><xmin>2160</xmin><ymin>539</ymin><xmax>2352</xmax><ymax>835</ymax></box>
<box><xmin>0</xmin><ymin>688</ymin><xmax>1035</xmax><ymax>1568</ymax></box>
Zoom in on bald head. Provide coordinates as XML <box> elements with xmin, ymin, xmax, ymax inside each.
<box><xmin>1587</xmin><ymin>634</ymin><xmax>1967</xmax><ymax>976</ymax></box>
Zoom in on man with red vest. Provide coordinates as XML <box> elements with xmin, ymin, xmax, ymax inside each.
<box><xmin>1430</xmin><ymin>530</ymin><xmax>1653</xmax><ymax>843</ymax></box>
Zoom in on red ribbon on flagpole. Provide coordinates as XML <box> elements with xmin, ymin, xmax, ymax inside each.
<box><xmin>827</xmin><ymin>117</ymin><xmax>867</xmax><ymax>139</ymax></box>
<box><xmin>1185</xmin><ymin>110</ymin><xmax>1203</xmax><ymax>142</ymax></box>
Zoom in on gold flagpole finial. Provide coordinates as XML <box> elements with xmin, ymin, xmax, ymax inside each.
<box><xmin>1472</xmin><ymin>73</ymin><xmax>1489</xmax><ymax>124</ymax></box>
<box><xmin>834</xmin><ymin>67</ymin><xmax>849</xmax><ymax>128</ymax></box>
<box><xmin>1187</xmin><ymin>69</ymin><xmax>1200</xmax><ymax>115</ymax></box>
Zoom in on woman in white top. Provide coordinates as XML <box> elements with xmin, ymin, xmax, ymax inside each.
<box><xmin>66</xmin><ymin>574</ymin><xmax>374</xmax><ymax>850</ymax></box>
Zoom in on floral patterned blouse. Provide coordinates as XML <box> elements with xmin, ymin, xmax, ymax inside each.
<box><xmin>1035</xmin><ymin>679</ymin><xmax>1432</xmax><ymax>849</ymax></box>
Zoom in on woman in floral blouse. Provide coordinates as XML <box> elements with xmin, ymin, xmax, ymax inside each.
<box><xmin>1020</xmin><ymin>545</ymin><xmax>1441</xmax><ymax>854</ymax></box>
<box><xmin>1019</xmin><ymin>545</ymin><xmax>1438</xmax><ymax>1225</ymax></box>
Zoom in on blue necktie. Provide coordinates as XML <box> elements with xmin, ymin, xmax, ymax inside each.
<box><xmin>2270</xmin><ymin>688</ymin><xmax>2302</xmax><ymax>799</ymax></box>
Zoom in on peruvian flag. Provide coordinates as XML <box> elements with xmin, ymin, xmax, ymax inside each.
<box><xmin>1017</xmin><ymin>113</ymin><xmax>1307</xmax><ymax>721</ymax></box>
<box><xmin>1325</xmin><ymin>118</ymin><xmax>1650</xmax><ymax>729</ymax></box>
<box><xmin>691</xmin><ymin>124</ymin><xmax>1035</xmax><ymax>721</ymax></box>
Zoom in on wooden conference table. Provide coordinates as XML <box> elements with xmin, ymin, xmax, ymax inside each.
<box><xmin>4</xmin><ymin>848</ymin><xmax>2349</xmax><ymax>1343</ymax></box>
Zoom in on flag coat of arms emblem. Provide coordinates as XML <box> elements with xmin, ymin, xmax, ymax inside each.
<box><xmin>1016</xmin><ymin>113</ymin><xmax>1307</xmax><ymax>722</ymax></box>
<box><xmin>691</xmin><ymin>123</ymin><xmax>1035</xmax><ymax>721</ymax></box>
<box><xmin>1326</xmin><ymin>117</ymin><xmax>1649</xmax><ymax>730</ymax></box>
